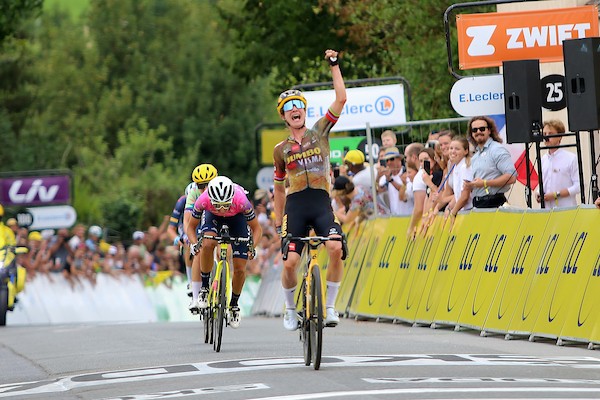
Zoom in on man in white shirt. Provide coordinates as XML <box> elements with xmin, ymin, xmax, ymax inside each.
<box><xmin>378</xmin><ymin>147</ymin><xmax>411</xmax><ymax>215</ymax></box>
<box><xmin>536</xmin><ymin>120</ymin><xmax>580</xmax><ymax>208</ymax></box>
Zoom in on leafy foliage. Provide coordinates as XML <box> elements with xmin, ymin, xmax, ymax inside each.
<box><xmin>0</xmin><ymin>0</ymin><xmax>497</xmax><ymax>229</ymax></box>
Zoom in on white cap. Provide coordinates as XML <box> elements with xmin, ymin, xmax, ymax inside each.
<box><xmin>88</xmin><ymin>225</ymin><xmax>102</xmax><ymax>237</ymax></box>
<box><xmin>132</xmin><ymin>231</ymin><xmax>145</xmax><ymax>240</ymax></box>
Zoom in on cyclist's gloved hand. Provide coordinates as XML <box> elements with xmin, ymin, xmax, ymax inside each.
<box><xmin>249</xmin><ymin>247</ymin><xmax>257</xmax><ymax>260</ymax></box>
<box><xmin>190</xmin><ymin>242</ymin><xmax>200</xmax><ymax>256</ymax></box>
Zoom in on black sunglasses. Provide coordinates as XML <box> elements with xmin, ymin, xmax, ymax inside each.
<box><xmin>471</xmin><ymin>126</ymin><xmax>488</xmax><ymax>133</ymax></box>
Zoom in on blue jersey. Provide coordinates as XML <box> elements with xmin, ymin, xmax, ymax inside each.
<box><xmin>169</xmin><ymin>195</ymin><xmax>187</xmax><ymax>236</ymax></box>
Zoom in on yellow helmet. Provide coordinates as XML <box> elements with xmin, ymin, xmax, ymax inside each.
<box><xmin>192</xmin><ymin>164</ymin><xmax>218</xmax><ymax>184</ymax></box>
<box><xmin>276</xmin><ymin>89</ymin><xmax>307</xmax><ymax>114</ymax></box>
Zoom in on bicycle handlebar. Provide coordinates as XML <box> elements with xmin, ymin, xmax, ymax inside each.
<box><xmin>200</xmin><ymin>234</ymin><xmax>251</xmax><ymax>245</ymax></box>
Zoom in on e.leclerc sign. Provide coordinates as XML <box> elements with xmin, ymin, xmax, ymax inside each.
<box><xmin>450</xmin><ymin>74</ymin><xmax>505</xmax><ymax>117</ymax></box>
<box><xmin>303</xmin><ymin>84</ymin><xmax>406</xmax><ymax>132</ymax></box>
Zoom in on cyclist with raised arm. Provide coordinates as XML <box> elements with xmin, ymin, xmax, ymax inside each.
<box><xmin>273</xmin><ymin>49</ymin><xmax>347</xmax><ymax>331</ymax></box>
<box><xmin>183</xmin><ymin>164</ymin><xmax>218</xmax><ymax>312</ymax></box>
<box><xmin>186</xmin><ymin>176</ymin><xmax>262</xmax><ymax>328</ymax></box>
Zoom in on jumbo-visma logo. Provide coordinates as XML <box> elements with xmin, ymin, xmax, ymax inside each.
<box><xmin>375</xmin><ymin>96</ymin><xmax>395</xmax><ymax>116</ymax></box>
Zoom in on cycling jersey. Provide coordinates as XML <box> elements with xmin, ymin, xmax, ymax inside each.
<box><xmin>169</xmin><ymin>195</ymin><xmax>186</xmax><ymax>237</ymax></box>
<box><xmin>191</xmin><ymin>185</ymin><xmax>256</xmax><ymax>221</ymax></box>
<box><xmin>184</xmin><ymin>187</ymin><xmax>204</xmax><ymax>211</ymax></box>
<box><xmin>273</xmin><ymin>109</ymin><xmax>339</xmax><ymax>195</ymax></box>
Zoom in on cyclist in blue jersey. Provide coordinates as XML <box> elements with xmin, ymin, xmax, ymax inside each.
<box><xmin>167</xmin><ymin>182</ymin><xmax>197</xmax><ymax>296</ymax></box>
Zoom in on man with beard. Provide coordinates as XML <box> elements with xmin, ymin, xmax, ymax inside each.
<box><xmin>464</xmin><ymin>116</ymin><xmax>516</xmax><ymax>208</ymax></box>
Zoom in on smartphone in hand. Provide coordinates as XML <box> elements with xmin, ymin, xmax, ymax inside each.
<box><xmin>423</xmin><ymin>160</ymin><xmax>431</xmax><ymax>174</ymax></box>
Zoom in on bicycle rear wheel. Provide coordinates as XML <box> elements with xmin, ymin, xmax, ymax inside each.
<box><xmin>309</xmin><ymin>265</ymin><xmax>323</xmax><ymax>370</ymax></box>
<box><xmin>214</xmin><ymin>261</ymin><xmax>227</xmax><ymax>352</ymax></box>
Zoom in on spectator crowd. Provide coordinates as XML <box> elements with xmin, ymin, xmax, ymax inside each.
<box><xmin>4</xmin><ymin>116</ymin><xmax>594</xmax><ymax>290</ymax></box>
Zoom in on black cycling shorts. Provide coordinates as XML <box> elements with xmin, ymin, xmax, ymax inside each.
<box><xmin>282</xmin><ymin>188</ymin><xmax>342</xmax><ymax>255</ymax></box>
<box><xmin>201</xmin><ymin>212</ymin><xmax>250</xmax><ymax>260</ymax></box>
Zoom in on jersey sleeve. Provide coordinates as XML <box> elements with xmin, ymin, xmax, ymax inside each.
<box><xmin>273</xmin><ymin>141</ymin><xmax>287</xmax><ymax>185</ymax></box>
<box><xmin>169</xmin><ymin>196</ymin><xmax>186</xmax><ymax>227</ymax></box>
<box><xmin>191</xmin><ymin>194</ymin><xmax>206</xmax><ymax>219</ymax></box>
<box><xmin>311</xmin><ymin>107</ymin><xmax>340</xmax><ymax>139</ymax></box>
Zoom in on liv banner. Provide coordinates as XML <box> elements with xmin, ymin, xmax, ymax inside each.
<box><xmin>457</xmin><ymin>5</ymin><xmax>599</xmax><ymax>70</ymax></box>
<box><xmin>304</xmin><ymin>84</ymin><xmax>407</xmax><ymax>132</ymax></box>
<box><xmin>0</xmin><ymin>175</ymin><xmax>71</xmax><ymax>207</ymax></box>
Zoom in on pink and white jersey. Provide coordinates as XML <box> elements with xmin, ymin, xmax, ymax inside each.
<box><xmin>191</xmin><ymin>185</ymin><xmax>256</xmax><ymax>220</ymax></box>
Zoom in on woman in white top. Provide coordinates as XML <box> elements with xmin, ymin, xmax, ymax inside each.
<box><xmin>434</xmin><ymin>136</ymin><xmax>474</xmax><ymax>217</ymax></box>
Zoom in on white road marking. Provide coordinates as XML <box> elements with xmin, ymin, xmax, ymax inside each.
<box><xmin>103</xmin><ymin>383</ymin><xmax>269</xmax><ymax>400</ymax></box>
<box><xmin>3</xmin><ymin>354</ymin><xmax>600</xmax><ymax>398</ymax></box>
<box><xmin>246</xmin><ymin>387</ymin><xmax>600</xmax><ymax>400</ymax></box>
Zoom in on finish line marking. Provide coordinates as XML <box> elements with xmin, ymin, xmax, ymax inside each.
<box><xmin>3</xmin><ymin>354</ymin><xmax>600</xmax><ymax>398</ymax></box>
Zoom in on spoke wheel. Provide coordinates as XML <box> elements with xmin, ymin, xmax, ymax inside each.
<box><xmin>214</xmin><ymin>262</ymin><xmax>227</xmax><ymax>352</ymax></box>
<box><xmin>310</xmin><ymin>265</ymin><xmax>323</xmax><ymax>370</ymax></box>
<box><xmin>203</xmin><ymin>308</ymin><xmax>210</xmax><ymax>344</ymax></box>
<box><xmin>301</xmin><ymin>280</ymin><xmax>311</xmax><ymax>366</ymax></box>
<box><xmin>0</xmin><ymin>285</ymin><xmax>8</xmax><ymax>326</ymax></box>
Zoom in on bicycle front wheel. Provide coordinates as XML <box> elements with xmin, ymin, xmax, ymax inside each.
<box><xmin>301</xmin><ymin>279</ymin><xmax>310</xmax><ymax>366</ymax></box>
<box><xmin>214</xmin><ymin>261</ymin><xmax>227</xmax><ymax>352</ymax></box>
<box><xmin>309</xmin><ymin>265</ymin><xmax>323</xmax><ymax>370</ymax></box>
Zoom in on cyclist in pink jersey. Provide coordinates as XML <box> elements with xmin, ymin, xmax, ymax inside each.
<box><xmin>186</xmin><ymin>176</ymin><xmax>261</xmax><ymax>328</ymax></box>
<box><xmin>273</xmin><ymin>48</ymin><xmax>347</xmax><ymax>331</ymax></box>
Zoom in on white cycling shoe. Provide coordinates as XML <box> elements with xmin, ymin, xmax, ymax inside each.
<box><xmin>228</xmin><ymin>306</ymin><xmax>241</xmax><ymax>329</ymax></box>
<box><xmin>324</xmin><ymin>307</ymin><xmax>339</xmax><ymax>327</ymax></box>
<box><xmin>283</xmin><ymin>309</ymin><xmax>299</xmax><ymax>331</ymax></box>
<box><xmin>197</xmin><ymin>288</ymin><xmax>209</xmax><ymax>309</ymax></box>
<box><xmin>188</xmin><ymin>299</ymin><xmax>200</xmax><ymax>315</ymax></box>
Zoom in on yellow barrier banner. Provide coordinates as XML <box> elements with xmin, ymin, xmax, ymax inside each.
<box><xmin>391</xmin><ymin>216</ymin><xmax>443</xmax><ymax>323</ymax></box>
<box><xmin>370</xmin><ymin>216</ymin><xmax>413</xmax><ymax>320</ymax></box>
<box><xmin>348</xmin><ymin>218</ymin><xmax>393</xmax><ymax>318</ymax></box>
<box><xmin>413</xmin><ymin>214</ymin><xmax>456</xmax><ymax>326</ymax></box>
<box><xmin>482</xmin><ymin>209</ymin><xmax>547</xmax><ymax>335</ymax></box>
<box><xmin>336</xmin><ymin>220</ymin><xmax>374</xmax><ymax>313</ymax></box>
<box><xmin>458</xmin><ymin>208</ymin><xmax>523</xmax><ymax>331</ymax></box>
<box><xmin>558</xmin><ymin>207</ymin><xmax>600</xmax><ymax>345</ymax></box>
<box><xmin>506</xmin><ymin>208</ymin><xmax>578</xmax><ymax>338</ymax></box>
<box><xmin>534</xmin><ymin>207</ymin><xmax>600</xmax><ymax>342</ymax></box>
<box><xmin>432</xmin><ymin>209</ymin><xmax>497</xmax><ymax>328</ymax></box>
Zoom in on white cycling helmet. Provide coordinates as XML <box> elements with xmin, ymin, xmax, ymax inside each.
<box><xmin>207</xmin><ymin>176</ymin><xmax>235</xmax><ymax>204</ymax></box>
<box><xmin>184</xmin><ymin>182</ymin><xmax>196</xmax><ymax>196</ymax></box>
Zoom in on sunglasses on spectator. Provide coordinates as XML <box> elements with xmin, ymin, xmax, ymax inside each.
<box><xmin>471</xmin><ymin>126</ymin><xmax>488</xmax><ymax>133</ymax></box>
<box><xmin>282</xmin><ymin>99</ymin><xmax>306</xmax><ymax>112</ymax></box>
<box><xmin>213</xmin><ymin>202</ymin><xmax>232</xmax><ymax>210</ymax></box>
<box><xmin>387</xmin><ymin>157</ymin><xmax>398</xmax><ymax>161</ymax></box>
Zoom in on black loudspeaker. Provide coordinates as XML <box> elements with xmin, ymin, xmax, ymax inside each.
<box><xmin>503</xmin><ymin>59</ymin><xmax>542</xmax><ymax>144</ymax></box>
<box><xmin>563</xmin><ymin>37</ymin><xmax>600</xmax><ymax>132</ymax></box>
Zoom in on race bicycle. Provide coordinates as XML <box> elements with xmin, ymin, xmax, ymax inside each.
<box><xmin>200</xmin><ymin>225</ymin><xmax>251</xmax><ymax>352</ymax></box>
<box><xmin>0</xmin><ymin>245</ymin><xmax>28</xmax><ymax>326</ymax></box>
<box><xmin>282</xmin><ymin>234</ymin><xmax>347</xmax><ymax>370</ymax></box>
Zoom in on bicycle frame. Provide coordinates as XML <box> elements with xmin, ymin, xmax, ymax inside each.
<box><xmin>200</xmin><ymin>225</ymin><xmax>251</xmax><ymax>352</ymax></box>
<box><xmin>283</xmin><ymin>234</ymin><xmax>346</xmax><ymax>370</ymax></box>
